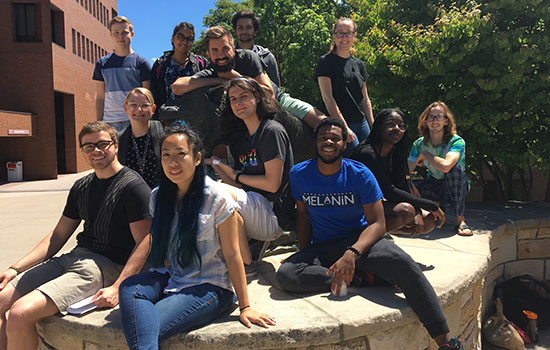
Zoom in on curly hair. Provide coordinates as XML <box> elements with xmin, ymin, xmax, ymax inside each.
<box><xmin>231</xmin><ymin>9</ymin><xmax>259</xmax><ymax>32</ymax></box>
<box><xmin>417</xmin><ymin>101</ymin><xmax>457</xmax><ymax>145</ymax></box>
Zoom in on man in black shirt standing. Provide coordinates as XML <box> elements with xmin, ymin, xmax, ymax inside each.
<box><xmin>232</xmin><ymin>9</ymin><xmax>281</xmax><ymax>87</ymax></box>
<box><xmin>0</xmin><ymin>121</ymin><xmax>152</xmax><ymax>350</ymax></box>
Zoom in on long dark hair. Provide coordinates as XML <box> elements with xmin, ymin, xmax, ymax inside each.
<box><xmin>362</xmin><ymin>108</ymin><xmax>410</xmax><ymax>189</ymax></box>
<box><xmin>150</xmin><ymin>124</ymin><xmax>205</xmax><ymax>269</ymax></box>
<box><xmin>219</xmin><ymin>77</ymin><xmax>279</xmax><ymax>144</ymax></box>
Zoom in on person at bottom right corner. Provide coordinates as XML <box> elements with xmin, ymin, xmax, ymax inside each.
<box><xmin>408</xmin><ymin>101</ymin><xmax>472</xmax><ymax>236</ymax></box>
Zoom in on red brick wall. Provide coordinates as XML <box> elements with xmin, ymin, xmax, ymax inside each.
<box><xmin>0</xmin><ymin>0</ymin><xmax>117</xmax><ymax>181</ymax></box>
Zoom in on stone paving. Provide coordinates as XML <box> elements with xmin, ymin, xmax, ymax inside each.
<box><xmin>1</xmin><ymin>172</ymin><xmax>549</xmax><ymax>349</ymax></box>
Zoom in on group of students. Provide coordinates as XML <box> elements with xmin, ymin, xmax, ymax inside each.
<box><xmin>0</xmin><ymin>10</ymin><xmax>471</xmax><ymax>350</ymax></box>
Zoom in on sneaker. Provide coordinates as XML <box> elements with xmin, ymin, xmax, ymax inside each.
<box><xmin>439</xmin><ymin>337</ymin><xmax>463</xmax><ymax>350</ymax></box>
<box><xmin>248</xmin><ymin>239</ymin><xmax>270</xmax><ymax>262</ymax></box>
<box><xmin>244</xmin><ymin>261</ymin><xmax>257</xmax><ymax>277</ymax></box>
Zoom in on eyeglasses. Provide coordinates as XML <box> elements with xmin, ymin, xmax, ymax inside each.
<box><xmin>175</xmin><ymin>33</ymin><xmax>194</xmax><ymax>43</ymax></box>
<box><xmin>127</xmin><ymin>102</ymin><xmax>152</xmax><ymax>110</ymax></box>
<box><xmin>334</xmin><ymin>31</ymin><xmax>355</xmax><ymax>38</ymax></box>
<box><xmin>80</xmin><ymin>140</ymin><xmax>114</xmax><ymax>153</ymax></box>
<box><xmin>384</xmin><ymin>120</ymin><xmax>408</xmax><ymax>131</ymax></box>
<box><xmin>427</xmin><ymin>115</ymin><xmax>447</xmax><ymax>122</ymax></box>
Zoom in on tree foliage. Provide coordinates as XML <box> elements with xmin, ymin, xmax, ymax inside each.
<box><xmin>352</xmin><ymin>0</ymin><xmax>549</xmax><ymax>200</ymax></box>
<box><xmin>201</xmin><ymin>0</ymin><xmax>550</xmax><ymax>201</ymax></box>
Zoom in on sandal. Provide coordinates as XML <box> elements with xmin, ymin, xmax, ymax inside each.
<box><xmin>455</xmin><ymin>224</ymin><xmax>473</xmax><ymax>236</ymax></box>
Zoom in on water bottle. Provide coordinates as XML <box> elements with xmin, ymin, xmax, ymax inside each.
<box><xmin>523</xmin><ymin>310</ymin><xmax>538</xmax><ymax>343</ymax></box>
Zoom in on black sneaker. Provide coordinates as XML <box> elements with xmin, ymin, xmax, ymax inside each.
<box><xmin>248</xmin><ymin>239</ymin><xmax>270</xmax><ymax>262</ymax></box>
<box><xmin>439</xmin><ymin>337</ymin><xmax>463</xmax><ymax>350</ymax></box>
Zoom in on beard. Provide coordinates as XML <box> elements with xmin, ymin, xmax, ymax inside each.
<box><xmin>213</xmin><ymin>55</ymin><xmax>236</xmax><ymax>73</ymax></box>
<box><xmin>239</xmin><ymin>35</ymin><xmax>253</xmax><ymax>44</ymax></box>
<box><xmin>316</xmin><ymin>147</ymin><xmax>344</xmax><ymax>164</ymax></box>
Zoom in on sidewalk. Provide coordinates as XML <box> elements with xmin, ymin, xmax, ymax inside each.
<box><xmin>0</xmin><ymin>171</ymin><xmax>91</xmax><ymax>269</ymax></box>
<box><xmin>0</xmin><ymin>170</ymin><xmax>92</xmax><ymax>193</ymax></box>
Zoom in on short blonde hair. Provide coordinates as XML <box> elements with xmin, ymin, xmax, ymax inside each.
<box><xmin>109</xmin><ymin>16</ymin><xmax>133</xmax><ymax>32</ymax></box>
<box><xmin>417</xmin><ymin>101</ymin><xmax>457</xmax><ymax>145</ymax></box>
<box><xmin>125</xmin><ymin>87</ymin><xmax>154</xmax><ymax>105</ymax></box>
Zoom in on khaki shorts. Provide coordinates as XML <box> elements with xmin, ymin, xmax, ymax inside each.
<box><xmin>10</xmin><ymin>247</ymin><xmax>123</xmax><ymax>313</ymax></box>
<box><xmin>236</xmin><ymin>189</ymin><xmax>284</xmax><ymax>241</ymax></box>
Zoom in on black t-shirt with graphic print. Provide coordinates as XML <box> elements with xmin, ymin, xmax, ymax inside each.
<box><xmin>230</xmin><ymin>119</ymin><xmax>293</xmax><ymax>202</ymax></box>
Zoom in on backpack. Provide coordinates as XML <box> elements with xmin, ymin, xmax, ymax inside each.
<box><xmin>494</xmin><ymin>274</ymin><xmax>550</xmax><ymax>330</ymax></box>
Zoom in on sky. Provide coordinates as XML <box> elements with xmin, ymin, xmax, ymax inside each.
<box><xmin>117</xmin><ymin>0</ymin><xmax>218</xmax><ymax>62</ymax></box>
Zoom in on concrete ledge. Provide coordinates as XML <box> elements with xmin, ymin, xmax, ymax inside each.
<box><xmin>37</xmin><ymin>203</ymin><xmax>550</xmax><ymax>350</ymax></box>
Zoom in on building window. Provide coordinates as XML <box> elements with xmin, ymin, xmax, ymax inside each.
<box><xmin>111</xmin><ymin>8</ymin><xmax>117</xmax><ymax>19</ymax></box>
<box><xmin>14</xmin><ymin>3</ymin><xmax>38</xmax><ymax>42</ymax></box>
<box><xmin>81</xmin><ymin>35</ymin><xmax>86</xmax><ymax>60</ymax></box>
<box><xmin>72</xmin><ymin>29</ymin><xmax>76</xmax><ymax>54</ymax></box>
<box><xmin>50</xmin><ymin>5</ymin><xmax>65</xmax><ymax>47</ymax></box>
<box><xmin>86</xmin><ymin>38</ymin><xmax>90</xmax><ymax>62</ymax></box>
<box><xmin>77</xmin><ymin>32</ymin><xmax>81</xmax><ymax>56</ymax></box>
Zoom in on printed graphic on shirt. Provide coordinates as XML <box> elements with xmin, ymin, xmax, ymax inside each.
<box><xmin>239</xmin><ymin>148</ymin><xmax>258</xmax><ymax>169</ymax></box>
<box><xmin>302</xmin><ymin>192</ymin><xmax>356</xmax><ymax>207</ymax></box>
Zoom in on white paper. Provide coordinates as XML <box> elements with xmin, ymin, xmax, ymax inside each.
<box><xmin>66</xmin><ymin>295</ymin><xmax>97</xmax><ymax>315</ymax></box>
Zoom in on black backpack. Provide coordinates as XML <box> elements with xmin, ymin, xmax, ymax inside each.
<box><xmin>494</xmin><ymin>274</ymin><xmax>550</xmax><ymax>330</ymax></box>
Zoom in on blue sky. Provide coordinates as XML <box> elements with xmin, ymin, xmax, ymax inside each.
<box><xmin>118</xmin><ymin>0</ymin><xmax>218</xmax><ymax>62</ymax></box>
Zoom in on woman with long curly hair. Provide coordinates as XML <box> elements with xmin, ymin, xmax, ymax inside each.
<box><xmin>408</xmin><ymin>101</ymin><xmax>471</xmax><ymax>236</ymax></box>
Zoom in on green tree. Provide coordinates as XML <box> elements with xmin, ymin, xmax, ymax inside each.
<box><xmin>352</xmin><ymin>0</ymin><xmax>549</xmax><ymax>200</ymax></box>
<box><xmin>193</xmin><ymin>0</ymin><xmax>253</xmax><ymax>55</ymax></box>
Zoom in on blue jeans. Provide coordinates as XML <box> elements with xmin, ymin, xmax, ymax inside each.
<box><xmin>119</xmin><ymin>271</ymin><xmax>236</xmax><ymax>350</ymax></box>
<box><xmin>343</xmin><ymin>119</ymin><xmax>370</xmax><ymax>157</ymax></box>
<box><xmin>348</xmin><ymin>119</ymin><xmax>371</xmax><ymax>143</ymax></box>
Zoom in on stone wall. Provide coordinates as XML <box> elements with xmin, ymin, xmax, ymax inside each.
<box><xmin>38</xmin><ymin>217</ymin><xmax>550</xmax><ymax>350</ymax></box>
<box><xmin>482</xmin><ymin>219</ymin><xmax>550</xmax><ymax>318</ymax></box>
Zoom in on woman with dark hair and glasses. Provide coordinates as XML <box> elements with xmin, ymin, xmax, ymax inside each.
<box><xmin>119</xmin><ymin>125</ymin><xmax>275</xmax><ymax>349</ymax></box>
<box><xmin>408</xmin><ymin>101</ymin><xmax>471</xmax><ymax>236</ymax></box>
<box><xmin>352</xmin><ymin>109</ymin><xmax>445</xmax><ymax>235</ymax></box>
<box><xmin>316</xmin><ymin>17</ymin><xmax>374</xmax><ymax>152</ymax></box>
<box><xmin>206</xmin><ymin>77</ymin><xmax>293</xmax><ymax>264</ymax></box>
<box><xmin>150</xmin><ymin>22</ymin><xmax>209</xmax><ymax>113</ymax></box>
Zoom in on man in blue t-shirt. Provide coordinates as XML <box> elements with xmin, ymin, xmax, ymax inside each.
<box><xmin>276</xmin><ymin>118</ymin><xmax>463</xmax><ymax>350</ymax></box>
<box><xmin>93</xmin><ymin>16</ymin><xmax>151</xmax><ymax>132</ymax></box>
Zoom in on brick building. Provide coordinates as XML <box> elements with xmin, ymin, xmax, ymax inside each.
<box><xmin>0</xmin><ymin>0</ymin><xmax>117</xmax><ymax>181</ymax></box>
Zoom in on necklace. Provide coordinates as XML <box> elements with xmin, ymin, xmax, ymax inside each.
<box><xmin>131</xmin><ymin>131</ymin><xmax>151</xmax><ymax>175</ymax></box>
<box><xmin>171</xmin><ymin>55</ymin><xmax>189</xmax><ymax>69</ymax></box>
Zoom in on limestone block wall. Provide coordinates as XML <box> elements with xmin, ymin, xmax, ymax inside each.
<box><xmin>482</xmin><ymin>219</ymin><xmax>550</xmax><ymax>318</ymax></box>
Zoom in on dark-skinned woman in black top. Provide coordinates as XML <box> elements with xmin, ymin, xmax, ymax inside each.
<box><xmin>352</xmin><ymin>109</ymin><xmax>445</xmax><ymax>235</ymax></box>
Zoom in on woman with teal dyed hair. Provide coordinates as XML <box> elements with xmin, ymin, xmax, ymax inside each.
<box><xmin>118</xmin><ymin>124</ymin><xmax>275</xmax><ymax>349</ymax></box>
